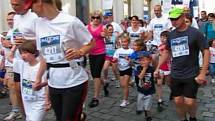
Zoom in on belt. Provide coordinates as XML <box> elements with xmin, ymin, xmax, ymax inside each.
<box><xmin>47</xmin><ymin>63</ymin><xmax>70</xmax><ymax>70</ymax></box>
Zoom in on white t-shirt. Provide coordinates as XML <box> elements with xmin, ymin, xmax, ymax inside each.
<box><xmin>210</xmin><ymin>47</ymin><xmax>215</xmax><ymax>63</ymax></box>
<box><xmin>13</xmin><ymin>10</ymin><xmax>38</xmax><ymax>73</ymax></box>
<box><xmin>13</xmin><ymin>9</ymin><xmax>37</xmax><ymax>40</ymax></box>
<box><xmin>111</xmin><ymin>22</ymin><xmax>123</xmax><ymax>34</ymax></box>
<box><xmin>148</xmin><ymin>16</ymin><xmax>172</xmax><ymax>46</ymax></box>
<box><xmin>113</xmin><ymin>48</ymin><xmax>134</xmax><ymax>71</ymax></box>
<box><xmin>33</xmin><ymin>12</ymin><xmax>92</xmax><ymax>88</ymax></box>
<box><xmin>127</xmin><ymin>26</ymin><xmax>146</xmax><ymax>47</ymax></box>
<box><xmin>4</xmin><ymin>29</ymin><xmax>13</xmax><ymax>67</ymax></box>
<box><xmin>13</xmin><ymin>59</ymin><xmax>46</xmax><ymax>101</ymax></box>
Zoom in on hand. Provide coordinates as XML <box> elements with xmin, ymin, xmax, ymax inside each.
<box><xmin>45</xmin><ymin>97</ymin><xmax>51</xmax><ymax>112</ymax></box>
<box><xmin>154</xmin><ymin>68</ymin><xmax>159</xmax><ymax>78</ymax></box>
<box><xmin>14</xmin><ymin>38</ymin><xmax>24</xmax><ymax>45</ymax></box>
<box><xmin>195</xmin><ymin>73</ymin><xmax>207</xmax><ymax>85</ymax></box>
<box><xmin>32</xmin><ymin>81</ymin><xmax>48</xmax><ymax>91</ymax></box>
<box><xmin>65</xmin><ymin>49</ymin><xmax>82</xmax><ymax>61</ymax></box>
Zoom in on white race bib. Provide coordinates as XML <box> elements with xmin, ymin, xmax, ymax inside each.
<box><xmin>22</xmin><ymin>79</ymin><xmax>36</xmax><ymax>101</ymax></box>
<box><xmin>171</xmin><ymin>36</ymin><xmax>189</xmax><ymax>58</ymax></box>
<box><xmin>40</xmin><ymin>35</ymin><xmax>64</xmax><ymax>63</ymax></box>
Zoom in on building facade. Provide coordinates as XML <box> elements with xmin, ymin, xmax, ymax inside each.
<box><xmin>0</xmin><ymin>0</ymin><xmax>209</xmax><ymax>33</ymax></box>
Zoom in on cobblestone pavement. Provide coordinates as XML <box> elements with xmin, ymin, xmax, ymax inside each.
<box><xmin>0</xmin><ymin>77</ymin><xmax>215</xmax><ymax>121</ymax></box>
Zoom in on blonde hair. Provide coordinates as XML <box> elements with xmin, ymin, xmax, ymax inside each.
<box><xmin>90</xmin><ymin>10</ymin><xmax>103</xmax><ymax>21</ymax></box>
<box><xmin>119</xmin><ymin>32</ymin><xmax>130</xmax><ymax>43</ymax></box>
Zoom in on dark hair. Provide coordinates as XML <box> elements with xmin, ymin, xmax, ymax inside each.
<box><xmin>201</xmin><ymin>11</ymin><xmax>207</xmax><ymax>14</ymax></box>
<box><xmin>160</xmin><ymin>31</ymin><xmax>169</xmax><ymax>38</ymax></box>
<box><xmin>7</xmin><ymin>11</ymin><xmax>16</xmax><ymax>16</ymax></box>
<box><xmin>55</xmin><ymin>0</ymin><xmax>62</xmax><ymax>11</ymax></box>
<box><xmin>131</xmin><ymin>15</ymin><xmax>139</xmax><ymax>21</ymax></box>
<box><xmin>18</xmin><ymin>41</ymin><xmax>39</xmax><ymax>57</ymax></box>
<box><xmin>185</xmin><ymin>13</ymin><xmax>193</xmax><ymax>23</ymax></box>
<box><xmin>208</xmin><ymin>13</ymin><xmax>215</xmax><ymax>18</ymax></box>
<box><xmin>106</xmin><ymin>24</ymin><xmax>113</xmax><ymax>29</ymax></box>
<box><xmin>209</xmin><ymin>38</ymin><xmax>215</xmax><ymax>47</ymax></box>
<box><xmin>134</xmin><ymin>39</ymin><xmax>147</xmax><ymax>50</ymax></box>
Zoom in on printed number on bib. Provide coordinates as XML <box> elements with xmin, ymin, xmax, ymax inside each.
<box><xmin>171</xmin><ymin>36</ymin><xmax>189</xmax><ymax>58</ymax></box>
<box><xmin>22</xmin><ymin>79</ymin><xmax>36</xmax><ymax>100</ymax></box>
<box><xmin>40</xmin><ymin>35</ymin><xmax>64</xmax><ymax>62</ymax></box>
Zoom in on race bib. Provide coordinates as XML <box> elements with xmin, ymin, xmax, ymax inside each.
<box><xmin>22</xmin><ymin>79</ymin><xmax>36</xmax><ymax>101</ymax></box>
<box><xmin>40</xmin><ymin>35</ymin><xmax>64</xmax><ymax>62</ymax></box>
<box><xmin>171</xmin><ymin>36</ymin><xmax>189</xmax><ymax>58</ymax></box>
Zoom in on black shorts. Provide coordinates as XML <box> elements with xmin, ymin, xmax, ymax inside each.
<box><xmin>89</xmin><ymin>54</ymin><xmax>105</xmax><ymax>78</ymax></box>
<box><xmin>13</xmin><ymin>72</ymin><xmax>20</xmax><ymax>82</ymax></box>
<box><xmin>119</xmin><ymin>68</ymin><xmax>132</xmax><ymax>76</ymax></box>
<box><xmin>170</xmin><ymin>77</ymin><xmax>200</xmax><ymax>99</ymax></box>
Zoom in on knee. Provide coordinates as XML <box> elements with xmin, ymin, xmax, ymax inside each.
<box><xmin>184</xmin><ymin>98</ymin><xmax>196</xmax><ymax>107</ymax></box>
<box><xmin>174</xmin><ymin>97</ymin><xmax>184</xmax><ymax>105</ymax></box>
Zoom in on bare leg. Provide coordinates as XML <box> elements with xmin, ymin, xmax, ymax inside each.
<box><xmin>184</xmin><ymin>97</ymin><xmax>197</xmax><ymax>118</ymax></box>
<box><xmin>93</xmin><ymin>78</ymin><xmax>103</xmax><ymax>98</ymax></box>
<box><xmin>174</xmin><ymin>96</ymin><xmax>187</xmax><ymax>120</ymax></box>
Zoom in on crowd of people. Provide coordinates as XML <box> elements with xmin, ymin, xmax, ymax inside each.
<box><xmin>0</xmin><ymin>0</ymin><xmax>214</xmax><ymax>121</ymax></box>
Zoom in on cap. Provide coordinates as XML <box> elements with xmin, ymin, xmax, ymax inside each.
<box><xmin>138</xmin><ymin>51</ymin><xmax>151</xmax><ymax>58</ymax></box>
<box><xmin>104</xmin><ymin>12</ymin><xmax>113</xmax><ymax>17</ymax></box>
<box><xmin>169</xmin><ymin>7</ymin><xmax>184</xmax><ymax>19</ymax></box>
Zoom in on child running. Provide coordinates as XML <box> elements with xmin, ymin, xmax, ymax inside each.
<box><xmin>8</xmin><ymin>41</ymin><xmax>49</xmax><ymax>121</ymax></box>
<box><xmin>156</xmin><ymin>31</ymin><xmax>171</xmax><ymax>111</ymax></box>
<box><xmin>113</xmin><ymin>33</ymin><xmax>133</xmax><ymax>107</ymax></box>
<box><xmin>103</xmin><ymin>24</ymin><xmax>119</xmax><ymax>97</ymax></box>
<box><xmin>135</xmin><ymin>51</ymin><xmax>155</xmax><ymax>121</ymax></box>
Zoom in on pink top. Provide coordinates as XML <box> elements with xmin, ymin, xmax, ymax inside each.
<box><xmin>87</xmin><ymin>24</ymin><xmax>105</xmax><ymax>55</ymax></box>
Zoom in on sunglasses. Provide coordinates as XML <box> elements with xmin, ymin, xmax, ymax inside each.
<box><xmin>92</xmin><ymin>16</ymin><xmax>100</xmax><ymax>20</ymax></box>
<box><xmin>170</xmin><ymin>16</ymin><xmax>181</xmax><ymax>21</ymax></box>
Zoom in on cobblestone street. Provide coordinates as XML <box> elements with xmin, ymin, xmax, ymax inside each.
<box><xmin>1</xmin><ymin>77</ymin><xmax>215</xmax><ymax>121</ymax></box>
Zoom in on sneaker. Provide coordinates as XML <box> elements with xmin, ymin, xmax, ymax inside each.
<box><xmin>88</xmin><ymin>98</ymin><xmax>99</xmax><ymax>108</ymax></box>
<box><xmin>120</xmin><ymin>100</ymin><xmax>129</xmax><ymax>107</ymax></box>
<box><xmin>157</xmin><ymin>102</ymin><xmax>164</xmax><ymax>112</ymax></box>
<box><xmin>4</xmin><ymin>111</ymin><xmax>22</xmax><ymax>121</ymax></box>
<box><xmin>146</xmin><ymin>117</ymin><xmax>152</xmax><ymax>121</ymax></box>
<box><xmin>189</xmin><ymin>117</ymin><xmax>197</xmax><ymax>121</ymax></box>
<box><xmin>103</xmin><ymin>83</ymin><xmax>109</xmax><ymax>97</ymax></box>
<box><xmin>115</xmin><ymin>80</ymin><xmax>120</xmax><ymax>88</ymax></box>
<box><xmin>136</xmin><ymin>110</ymin><xmax>143</xmax><ymax>115</ymax></box>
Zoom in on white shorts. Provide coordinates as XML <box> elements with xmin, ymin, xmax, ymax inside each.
<box><xmin>23</xmin><ymin>100</ymin><xmax>46</xmax><ymax>121</ymax></box>
<box><xmin>159</xmin><ymin>69</ymin><xmax>170</xmax><ymax>76</ymax></box>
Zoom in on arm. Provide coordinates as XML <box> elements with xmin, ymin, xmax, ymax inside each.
<box><xmin>138</xmin><ymin>66</ymin><xmax>148</xmax><ymax>80</ymax></box>
<box><xmin>146</xmin><ymin>31</ymin><xmax>153</xmax><ymax>41</ymax></box>
<box><xmin>65</xmin><ymin>39</ymin><xmax>95</xmax><ymax>61</ymax></box>
<box><xmin>7</xmin><ymin>45</ymin><xmax>17</xmax><ymax>63</ymax></box>
<box><xmin>33</xmin><ymin>55</ymin><xmax>47</xmax><ymax>90</ymax></box>
<box><xmin>154</xmin><ymin>49</ymin><xmax>170</xmax><ymax>78</ymax></box>
<box><xmin>44</xmin><ymin>84</ymin><xmax>51</xmax><ymax>112</ymax></box>
<box><xmin>195</xmin><ymin>49</ymin><xmax>210</xmax><ymax>84</ymax></box>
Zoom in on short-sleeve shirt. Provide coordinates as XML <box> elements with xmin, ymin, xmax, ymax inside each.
<box><xmin>148</xmin><ymin>16</ymin><xmax>172</xmax><ymax>46</ymax></box>
<box><xmin>167</xmin><ymin>26</ymin><xmax>208</xmax><ymax>79</ymax></box>
<box><xmin>135</xmin><ymin>66</ymin><xmax>155</xmax><ymax>95</ymax></box>
<box><xmin>13</xmin><ymin>59</ymin><xmax>46</xmax><ymax>101</ymax></box>
<box><xmin>34</xmin><ymin>12</ymin><xmax>92</xmax><ymax>88</ymax></box>
<box><xmin>113</xmin><ymin>48</ymin><xmax>134</xmax><ymax>71</ymax></box>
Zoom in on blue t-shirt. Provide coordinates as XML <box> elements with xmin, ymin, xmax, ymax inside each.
<box><xmin>129</xmin><ymin>51</ymin><xmax>151</xmax><ymax>76</ymax></box>
<box><xmin>202</xmin><ymin>22</ymin><xmax>215</xmax><ymax>41</ymax></box>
